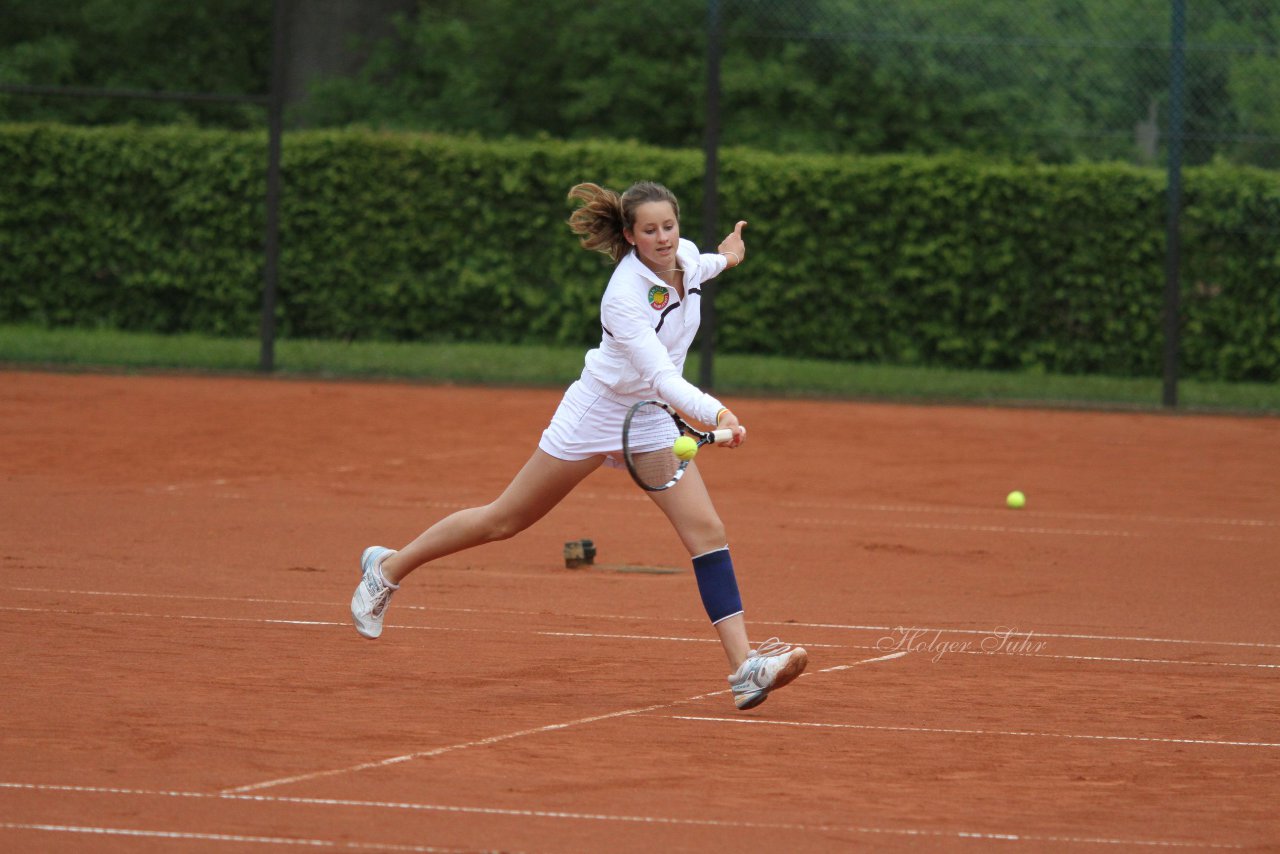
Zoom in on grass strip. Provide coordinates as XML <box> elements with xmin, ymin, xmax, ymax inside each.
<box><xmin>1</xmin><ymin>325</ymin><xmax>1275</xmax><ymax>414</ymax></box>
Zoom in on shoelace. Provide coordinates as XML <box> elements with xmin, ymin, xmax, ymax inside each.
<box><xmin>753</xmin><ymin>637</ymin><xmax>794</xmax><ymax>659</ymax></box>
<box><xmin>734</xmin><ymin>638</ymin><xmax>795</xmax><ymax>688</ymax></box>
<box><xmin>366</xmin><ymin>576</ymin><xmax>394</xmax><ymax>615</ymax></box>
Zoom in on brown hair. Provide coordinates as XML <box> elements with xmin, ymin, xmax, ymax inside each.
<box><xmin>566</xmin><ymin>181</ymin><xmax>681</xmax><ymax>263</ymax></box>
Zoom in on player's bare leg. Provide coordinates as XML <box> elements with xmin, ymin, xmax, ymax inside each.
<box><xmin>353</xmin><ymin>450</ymin><xmax>601</xmax><ymax>638</ymax></box>
<box><xmin>645</xmin><ymin>463</ymin><xmax>751</xmax><ymax>668</ymax></box>
<box><xmin>381</xmin><ymin>450</ymin><xmax>604</xmax><ymax>584</ymax></box>
<box><xmin>647</xmin><ymin>462</ymin><xmax>807</xmax><ymax>709</ymax></box>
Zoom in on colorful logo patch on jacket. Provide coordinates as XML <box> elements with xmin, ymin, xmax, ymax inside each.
<box><xmin>648</xmin><ymin>285</ymin><xmax>670</xmax><ymax>311</ymax></box>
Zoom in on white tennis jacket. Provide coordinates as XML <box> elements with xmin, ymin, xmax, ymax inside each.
<box><xmin>580</xmin><ymin>238</ymin><xmax>729</xmax><ymax>427</ymax></box>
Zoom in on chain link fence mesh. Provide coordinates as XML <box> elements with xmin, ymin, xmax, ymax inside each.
<box><xmin>724</xmin><ymin>0</ymin><xmax>1277</xmax><ymax>173</ymax></box>
<box><xmin>2</xmin><ymin>1</ymin><xmax>1276</xmax><ymax>386</ymax></box>
<box><xmin>708</xmin><ymin>0</ymin><xmax>1278</xmax><ymax>394</ymax></box>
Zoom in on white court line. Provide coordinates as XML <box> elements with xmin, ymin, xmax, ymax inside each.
<box><xmin>796</xmin><ymin>517</ymin><xmax>1143</xmax><ymax>538</ymax></box>
<box><xmin>0</xmin><ymin>605</ymin><xmax>837</xmax><ymax>651</ymax></box>
<box><xmin>666</xmin><ymin>715</ymin><xmax>1280</xmax><ymax>750</ymax></box>
<box><xmin>794</xmin><ymin>518</ymin><xmax>1260</xmax><ymax>543</ymax></box>
<box><xmin>581</xmin><ymin>491</ymin><xmax>1279</xmax><ymax>531</ymax></box>
<box><xmin>782</xmin><ymin>619</ymin><xmax>1280</xmax><ymax>651</ymax></box>
<box><xmin>1005</xmin><ymin>651</ymin><xmax>1280</xmax><ymax>670</ymax></box>
<box><xmin>420</xmin><ymin>610</ymin><xmax>1280</xmax><ymax>652</ymax></box>
<box><xmin>775</xmin><ymin>499</ymin><xmax>1280</xmax><ymax>529</ymax></box>
<box><xmin>224</xmin><ymin>652</ymin><xmax>902</xmax><ymax>795</ymax></box>
<box><xmin>222</xmin><ymin>687</ymin><xmax>731</xmax><ymax>794</ymax></box>
<box><xmin>0</xmin><ymin>821</ymin><xmax>471</xmax><ymax>852</ymax></box>
<box><xmin>11</xmin><ymin>587</ymin><xmax>1280</xmax><ymax>651</ymax></box>
<box><xmin>819</xmin><ymin>650</ymin><xmax>908</xmax><ymax>669</ymax></box>
<box><xmin>2</xmin><ymin>604</ymin><xmax>1277</xmax><ymax>670</ymax></box>
<box><xmin>0</xmin><ymin>783</ymin><xmax>1244</xmax><ymax>850</ymax></box>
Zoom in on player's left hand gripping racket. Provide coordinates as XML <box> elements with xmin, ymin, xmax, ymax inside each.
<box><xmin>621</xmin><ymin>399</ymin><xmax>735</xmax><ymax>492</ymax></box>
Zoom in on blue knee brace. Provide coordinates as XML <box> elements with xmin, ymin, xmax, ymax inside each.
<box><xmin>692</xmin><ymin>547</ymin><xmax>743</xmax><ymax>625</ymax></box>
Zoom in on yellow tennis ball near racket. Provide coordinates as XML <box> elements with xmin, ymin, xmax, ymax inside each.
<box><xmin>1006</xmin><ymin>490</ymin><xmax>1026</xmax><ymax>509</ymax></box>
<box><xmin>672</xmin><ymin>436</ymin><xmax>698</xmax><ymax>461</ymax></box>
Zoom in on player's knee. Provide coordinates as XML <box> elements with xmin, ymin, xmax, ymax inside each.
<box><xmin>710</xmin><ymin>519</ymin><xmax>727</xmax><ymax>544</ymax></box>
<box><xmin>689</xmin><ymin>517</ymin><xmax>727</xmax><ymax>552</ymax></box>
<box><xmin>479</xmin><ymin>505</ymin><xmax>531</xmax><ymax>542</ymax></box>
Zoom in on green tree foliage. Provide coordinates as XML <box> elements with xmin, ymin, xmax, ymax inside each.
<box><xmin>0</xmin><ymin>0</ymin><xmax>269</xmax><ymax>128</ymax></box>
<box><xmin>2</xmin><ymin>1</ymin><xmax>1278</xmax><ymax>165</ymax></box>
<box><xmin>294</xmin><ymin>0</ymin><xmax>709</xmax><ymax>145</ymax></box>
<box><xmin>290</xmin><ymin>0</ymin><xmax>1280</xmax><ymax>166</ymax></box>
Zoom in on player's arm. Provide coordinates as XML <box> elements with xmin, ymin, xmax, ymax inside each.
<box><xmin>603</xmin><ymin>298</ymin><xmax>723</xmax><ymax>427</ymax></box>
<box><xmin>717</xmin><ymin>220</ymin><xmax>748</xmax><ymax>268</ymax></box>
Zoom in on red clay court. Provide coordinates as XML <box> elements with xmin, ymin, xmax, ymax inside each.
<box><xmin>2</xmin><ymin>370</ymin><xmax>1277</xmax><ymax>852</ymax></box>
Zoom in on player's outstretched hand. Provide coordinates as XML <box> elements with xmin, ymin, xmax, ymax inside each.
<box><xmin>716</xmin><ymin>408</ymin><xmax>747</xmax><ymax>449</ymax></box>
<box><xmin>718</xmin><ymin>221</ymin><xmax>748</xmax><ymax>268</ymax></box>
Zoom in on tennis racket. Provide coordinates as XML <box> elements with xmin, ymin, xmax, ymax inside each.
<box><xmin>621</xmin><ymin>399</ymin><xmax>735</xmax><ymax>492</ymax></box>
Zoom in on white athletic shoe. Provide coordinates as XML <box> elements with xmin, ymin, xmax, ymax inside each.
<box><xmin>727</xmin><ymin>638</ymin><xmax>809</xmax><ymax>710</ymax></box>
<box><xmin>351</xmin><ymin>546</ymin><xmax>397</xmax><ymax>639</ymax></box>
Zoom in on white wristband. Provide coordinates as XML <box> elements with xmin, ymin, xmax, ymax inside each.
<box><xmin>723</xmin><ymin>251</ymin><xmax>741</xmax><ymax>267</ymax></box>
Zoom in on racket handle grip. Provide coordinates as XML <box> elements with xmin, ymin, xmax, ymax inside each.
<box><xmin>711</xmin><ymin>428</ymin><xmax>736</xmax><ymax>445</ymax></box>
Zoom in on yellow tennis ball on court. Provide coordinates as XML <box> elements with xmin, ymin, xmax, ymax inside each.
<box><xmin>1006</xmin><ymin>490</ymin><xmax>1026</xmax><ymax>509</ymax></box>
<box><xmin>672</xmin><ymin>436</ymin><xmax>698</xmax><ymax>461</ymax></box>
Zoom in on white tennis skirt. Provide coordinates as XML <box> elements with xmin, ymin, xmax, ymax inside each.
<box><xmin>538</xmin><ymin>375</ymin><xmax>675</xmax><ymax>464</ymax></box>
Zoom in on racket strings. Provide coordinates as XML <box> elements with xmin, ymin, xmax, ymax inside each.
<box><xmin>631</xmin><ymin>447</ymin><xmax>681</xmax><ymax>489</ymax></box>
<box><xmin>624</xmin><ymin>403</ymin><xmax>684</xmax><ymax>490</ymax></box>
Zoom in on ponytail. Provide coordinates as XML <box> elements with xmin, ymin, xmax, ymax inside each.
<box><xmin>567</xmin><ymin>180</ymin><xmax>682</xmax><ymax>264</ymax></box>
<box><xmin>567</xmin><ymin>183</ymin><xmax>629</xmax><ymax>263</ymax></box>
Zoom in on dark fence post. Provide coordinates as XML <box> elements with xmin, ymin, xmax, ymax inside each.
<box><xmin>1162</xmin><ymin>0</ymin><xmax>1187</xmax><ymax>408</ymax></box>
<box><xmin>259</xmin><ymin>0</ymin><xmax>288</xmax><ymax>373</ymax></box>
<box><xmin>699</xmin><ymin>0</ymin><xmax>722</xmax><ymax>392</ymax></box>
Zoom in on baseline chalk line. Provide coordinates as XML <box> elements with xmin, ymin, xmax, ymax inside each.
<box><xmin>0</xmin><ymin>783</ymin><xmax>1244</xmax><ymax>850</ymax></box>
<box><xmin>222</xmin><ymin>651</ymin><xmax>903</xmax><ymax>794</ymax></box>
<box><xmin>666</xmin><ymin>716</ymin><xmax>1280</xmax><ymax>750</ymax></box>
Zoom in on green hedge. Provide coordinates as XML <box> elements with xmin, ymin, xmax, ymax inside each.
<box><xmin>2</xmin><ymin>123</ymin><xmax>1277</xmax><ymax>381</ymax></box>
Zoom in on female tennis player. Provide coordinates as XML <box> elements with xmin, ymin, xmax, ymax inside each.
<box><xmin>351</xmin><ymin>181</ymin><xmax>807</xmax><ymax>710</ymax></box>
